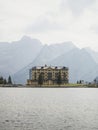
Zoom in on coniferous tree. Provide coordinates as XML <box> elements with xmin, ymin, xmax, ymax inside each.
<box><xmin>8</xmin><ymin>76</ymin><xmax>12</xmax><ymax>84</ymax></box>
<box><xmin>57</xmin><ymin>72</ymin><xmax>62</xmax><ymax>86</ymax></box>
<box><xmin>3</xmin><ymin>79</ymin><xmax>7</xmax><ymax>84</ymax></box>
<box><xmin>0</xmin><ymin>76</ymin><xmax>4</xmax><ymax>84</ymax></box>
<box><xmin>79</xmin><ymin>80</ymin><xmax>82</xmax><ymax>84</ymax></box>
<box><xmin>38</xmin><ymin>73</ymin><xmax>43</xmax><ymax>86</ymax></box>
<box><xmin>77</xmin><ymin>81</ymin><xmax>79</xmax><ymax>84</ymax></box>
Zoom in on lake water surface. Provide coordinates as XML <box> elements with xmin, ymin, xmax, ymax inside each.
<box><xmin>0</xmin><ymin>88</ymin><xmax>98</xmax><ymax>130</ymax></box>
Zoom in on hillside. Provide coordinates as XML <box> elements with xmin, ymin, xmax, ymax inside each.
<box><xmin>0</xmin><ymin>36</ymin><xmax>43</xmax><ymax>77</ymax></box>
<box><xmin>0</xmin><ymin>36</ymin><xmax>98</xmax><ymax>84</ymax></box>
<box><xmin>13</xmin><ymin>42</ymin><xmax>98</xmax><ymax>84</ymax></box>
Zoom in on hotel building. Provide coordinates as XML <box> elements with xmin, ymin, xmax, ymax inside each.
<box><xmin>27</xmin><ymin>65</ymin><xmax>69</xmax><ymax>86</ymax></box>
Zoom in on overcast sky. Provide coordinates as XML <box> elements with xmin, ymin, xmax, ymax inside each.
<box><xmin>0</xmin><ymin>0</ymin><xmax>98</xmax><ymax>50</ymax></box>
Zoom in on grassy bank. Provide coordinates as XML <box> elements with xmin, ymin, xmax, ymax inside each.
<box><xmin>1</xmin><ymin>83</ymin><xmax>98</xmax><ymax>88</ymax></box>
<box><xmin>27</xmin><ymin>83</ymin><xmax>89</xmax><ymax>88</ymax></box>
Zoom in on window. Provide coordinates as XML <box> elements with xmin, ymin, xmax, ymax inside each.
<box><xmin>48</xmin><ymin>72</ymin><xmax>52</xmax><ymax>80</ymax></box>
<box><xmin>34</xmin><ymin>72</ymin><xmax>36</xmax><ymax>80</ymax></box>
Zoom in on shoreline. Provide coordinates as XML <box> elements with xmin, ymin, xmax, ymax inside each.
<box><xmin>0</xmin><ymin>83</ymin><xmax>98</xmax><ymax>88</ymax></box>
<box><xmin>0</xmin><ymin>85</ymin><xmax>98</xmax><ymax>88</ymax></box>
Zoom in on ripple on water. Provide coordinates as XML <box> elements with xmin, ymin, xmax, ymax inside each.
<box><xmin>0</xmin><ymin>88</ymin><xmax>98</xmax><ymax>130</ymax></box>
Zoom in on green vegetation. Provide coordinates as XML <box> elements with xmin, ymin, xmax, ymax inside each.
<box><xmin>0</xmin><ymin>75</ymin><xmax>12</xmax><ymax>85</ymax></box>
<box><xmin>0</xmin><ymin>76</ymin><xmax>7</xmax><ymax>84</ymax></box>
<box><xmin>86</xmin><ymin>83</ymin><xmax>98</xmax><ymax>88</ymax></box>
<box><xmin>8</xmin><ymin>76</ymin><xmax>12</xmax><ymax>84</ymax></box>
<box><xmin>38</xmin><ymin>73</ymin><xmax>43</xmax><ymax>86</ymax></box>
<box><xmin>31</xmin><ymin>83</ymin><xmax>85</xmax><ymax>88</ymax></box>
<box><xmin>57</xmin><ymin>71</ymin><xmax>62</xmax><ymax>86</ymax></box>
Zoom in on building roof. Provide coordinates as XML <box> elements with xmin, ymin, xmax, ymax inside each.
<box><xmin>31</xmin><ymin>65</ymin><xmax>68</xmax><ymax>70</ymax></box>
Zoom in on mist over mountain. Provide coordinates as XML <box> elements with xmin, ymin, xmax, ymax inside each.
<box><xmin>0</xmin><ymin>36</ymin><xmax>98</xmax><ymax>84</ymax></box>
<box><xmin>85</xmin><ymin>47</ymin><xmax>98</xmax><ymax>63</ymax></box>
<box><xmin>0</xmin><ymin>36</ymin><xmax>43</xmax><ymax>77</ymax></box>
<box><xmin>31</xmin><ymin>41</ymin><xmax>76</xmax><ymax>66</ymax></box>
<box><xmin>50</xmin><ymin>48</ymin><xmax>97</xmax><ymax>82</ymax></box>
<box><xmin>13</xmin><ymin>41</ymin><xmax>76</xmax><ymax>84</ymax></box>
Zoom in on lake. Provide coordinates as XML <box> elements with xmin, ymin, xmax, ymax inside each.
<box><xmin>0</xmin><ymin>88</ymin><xmax>98</xmax><ymax>130</ymax></box>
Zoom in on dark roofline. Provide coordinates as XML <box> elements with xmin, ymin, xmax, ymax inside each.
<box><xmin>31</xmin><ymin>65</ymin><xmax>68</xmax><ymax>70</ymax></box>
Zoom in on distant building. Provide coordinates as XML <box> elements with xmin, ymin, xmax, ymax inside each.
<box><xmin>27</xmin><ymin>65</ymin><xmax>69</xmax><ymax>86</ymax></box>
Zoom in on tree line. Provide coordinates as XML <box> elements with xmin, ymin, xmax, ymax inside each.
<box><xmin>0</xmin><ymin>76</ymin><xmax>12</xmax><ymax>84</ymax></box>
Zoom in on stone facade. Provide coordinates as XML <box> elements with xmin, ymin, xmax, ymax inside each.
<box><xmin>27</xmin><ymin>65</ymin><xmax>69</xmax><ymax>86</ymax></box>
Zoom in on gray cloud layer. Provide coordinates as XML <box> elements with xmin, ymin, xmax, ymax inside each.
<box><xmin>26</xmin><ymin>17</ymin><xmax>64</xmax><ymax>33</ymax></box>
<box><xmin>61</xmin><ymin>0</ymin><xmax>96</xmax><ymax>15</ymax></box>
<box><xmin>0</xmin><ymin>0</ymin><xmax>98</xmax><ymax>50</ymax></box>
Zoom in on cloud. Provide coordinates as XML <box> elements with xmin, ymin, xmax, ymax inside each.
<box><xmin>90</xmin><ymin>25</ymin><xmax>98</xmax><ymax>34</ymax></box>
<box><xmin>61</xmin><ymin>0</ymin><xmax>96</xmax><ymax>16</ymax></box>
<box><xmin>0</xmin><ymin>0</ymin><xmax>98</xmax><ymax>51</ymax></box>
<box><xmin>26</xmin><ymin>17</ymin><xmax>64</xmax><ymax>33</ymax></box>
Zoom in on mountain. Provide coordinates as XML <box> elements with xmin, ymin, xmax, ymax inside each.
<box><xmin>0</xmin><ymin>36</ymin><xmax>43</xmax><ymax>77</ymax></box>
<box><xmin>1</xmin><ymin>36</ymin><xmax>98</xmax><ymax>84</ymax></box>
<box><xmin>50</xmin><ymin>48</ymin><xmax>98</xmax><ymax>82</ymax></box>
<box><xmin>85</xmin><ymin>47</ymin><xmax>98</xmax><ymax>63</ymax></box>
<box><xmin>13</xmin><ymin>41</ymin><xmax>76</xmax><ymax>84</ymax></box>
<box><xmin>13</xmin><ymin>43</ymin><xmax>98</xmax><ymax>84</ymax></box>
<box><xmin>81</xmin><ymin>48</ymin><xmax>98</xmax><ymax>82</ymax></box>
<box><xmin>31</xmin><ymin>41</ymin><xmax>76</xmax><ymax>66</ymax></box>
